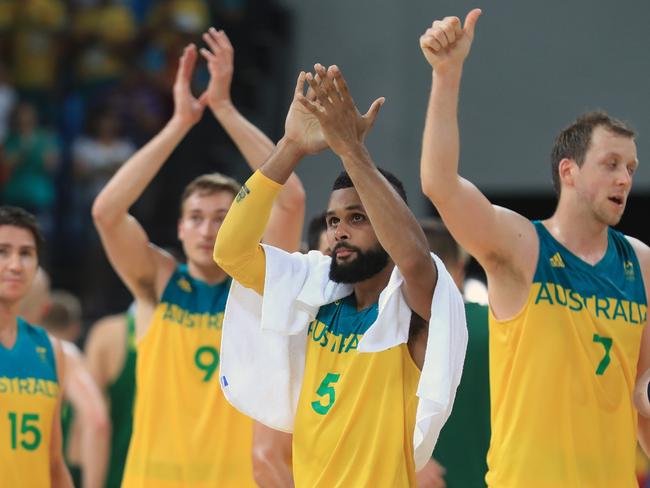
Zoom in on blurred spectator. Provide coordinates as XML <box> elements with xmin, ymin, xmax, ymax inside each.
<box><xmin>0</xmin><ymin>0</ymin><xmax>14</xmax><ymax>61</ymax></box>
<box><xmin>1</xmin><ymin>102</ymin><xmax>60</xmax><ymax>234</ymax></box>
<box><xmin>0</xmin><ymin>62</ymin><xmax>16</xmax><ymax>141</ymax></box>
<box><xmin>71</xmin><ymin>0</ymin><xmax>137</xmax><ymax>102</ymax></box>
<box><xmin>11</xmin><ymin>0</ymin><xmax>67</xmax><ymax>123</ymax></box>
<box><xmin>142</xmin><ymin>0</ymin><xmax>210</xmax><ymax>90</ymax></box>
<box><xmin>107</xmin><ymin>68</ymin><xmax>169</xmax><ymax>146</ymax></box>
<box><xmin>72</xmin><ymin>108</ymin><xmax>135</xmax><ymax>210</ymax></box>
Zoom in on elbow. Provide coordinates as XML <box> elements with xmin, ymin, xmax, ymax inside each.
<box><xmin>91</xmin><ymin>194</ymin><xmax>114</xmax><ymax>229</ymax></box>
<box><xmin>421</xmin><ymin>178</ymin><xmax>444</xmax><ymax>206</ymax></box>
<box><xmin>91</xmin><ymin>411</ymin><xmax>111</xmax><ymax>441</ymax></box>
<box><xmin>420</xmin><ymin>167</ymin><xmax>459</xmax><ymax>206</ymax></box>
<box><xmin>213</xmin><ymin>231</ymin><xmax>241</xmax><ymax>274</ymax></box>
<box><xmin>84</xmin><ymin>403</ymin><xmax>110</xmax><ymax>441</ymax></box>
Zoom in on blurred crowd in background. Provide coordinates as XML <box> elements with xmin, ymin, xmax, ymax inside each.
<box><xmin>0</xmin><ymin>0</ymin><xmax>293</xmax><ymax>323</ymax></box>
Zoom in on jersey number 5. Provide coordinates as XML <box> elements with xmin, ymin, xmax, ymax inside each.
<box><xmin>311</xmin><ymin>373</ymin><xmax>341</xmax><ymax>415</ymax></box>
<box><xmin>592</xmin><ymin>334</ymin><xmax>613</xmax><ymax>375</ymax></box>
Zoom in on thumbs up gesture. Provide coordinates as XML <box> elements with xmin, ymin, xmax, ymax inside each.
<box><xmin>420</xmin><ymin>9</ymin><xmax>481</xmax><ymax>74</ymax></box>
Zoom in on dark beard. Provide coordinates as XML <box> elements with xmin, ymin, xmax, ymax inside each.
<box><xmin>329</xmin><ymin>243</ymin><xmax>389</xmax><ymax>283</ymax></box>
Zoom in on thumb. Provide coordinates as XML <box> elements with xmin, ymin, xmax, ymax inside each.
<box><xmin>198</xmin><ymin>92</ymin><xmax>209</xmax><ymax>106</ymax></box>
<box><xmin>464</xmin><ymin>8</ymin><xmax>482</xmax><ymax>39</ymax></box>
<box><xmin>363</xmin><ymin>97</ymin><xmax>385</xmax><ymax>129</ymax></box>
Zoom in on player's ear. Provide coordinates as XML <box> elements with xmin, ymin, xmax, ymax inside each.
<box><xmin>558</xmin><ymin>158</ymin><xmax>577</xmax><ymax>189</ymax></box>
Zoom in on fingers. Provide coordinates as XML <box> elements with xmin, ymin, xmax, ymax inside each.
<box><xmin>176</xmin><ymin>44</ymin><xmax>197</xmax><ymax>87</ymax></box>
<box><xmin>464</xmin><ymin>8</ymin><xmax>482</xmax><ymax>38</ymax></box>
<box><xmin>431</xmin><ymin>16</ymin><xmax>462</xmax><ymax>50</ymax></box>
<box><xmin>316</xmin><ymin>63</ymin><xmax>340</xmax><ymax>104</ymax></box>
<box><xmin>293</xmin><ymin>71</ymin><xmax>306</xmax><ymax>99</ymax></box>
<box><xmin>202</xmin><ymin>27</ymin><xmax>233</xmax><ymax>62</ymax></box>
<box><xmin>420</xmin><ymin>32</ymin><xmax>442</xmax><ymax>53</ymax></box>
<box><xmin>329</xmin><ymin>65</ymin><xmax>354</xmax><ymax>105</ymax></box>
<box><xmin>306</xmin><ymin>71</ymin><xmax>331</xmax><ymax>108</ymax></box>
<box><xmin>363</xmin><ymin>97</ymin><xmax>385</xmax><ymax>128</ymax></box>
<box><xmin>297</xmin><ymin>94</ymin><xmax>322</xmax><ymax>116</ymax></box>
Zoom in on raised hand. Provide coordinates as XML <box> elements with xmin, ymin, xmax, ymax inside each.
<box><xmin>172</xmin><ymin>44</ymin><xmax>207</xmax><ymax>128</ymax></box>
<box><xmin>420</xmin><ymin>9</ymin><xmax>481</xmax><ymax>74</ymax></box>
<box><xmin>298</xmin><ymin>64</ymin><xmax>384</xmax><ymax>157</ymax></box>
<box><xmin>199</xmin><ymin>28</ymin><xmax>234</xmax><ymax>111</ymax></box>
<box><xmin>283</xmin><ymin>71</ymin><xmax>329</xmax><ymax>156</ymax></box>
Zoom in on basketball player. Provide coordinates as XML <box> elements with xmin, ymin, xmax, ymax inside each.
<box><xmin>84</xmin><ymin>307</ymin><xmax>136</xmax><ymax>488</ymax></box>
<box><xmin>0</xmin><ymin>206</ymin><xmax>73</xmax><ymax>487</ymax></box>
<box><xmin>421</xmin><ymin>218</ymin><xmax>490</xmax><ymax>488</ymax></box>
<box><xmin>92</xmin><ymin>39</ymin><xmax>305</xmax><ymax>486</ymax></box>
<box><xmin>214</xmin><ymin>65</ymin><xmax>464</xmax><ymax>486</ymax></box>
<box><xmin>419</xmin><ymin>10</ymin><xmax>650</xmax><ymax>486</ymax></box>
<box><xmin>20</xmin><ymin>271</ymin><xmax>110</xmax><ymax>488</ymax></box>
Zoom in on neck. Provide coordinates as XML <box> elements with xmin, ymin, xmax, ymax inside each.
<box><xmin>187</xmin><ymin>260</ymin><xmax>228</xmax><ymax>285</ymax></box>
<box><xmin>0</xmin><ymin>301</ymin><xmax>20</xmax><ymax>347</ymax></box>
<box><xmin>352</xmin><ymin>263</ymin><xmax>394</xmax><ymax>311</ymax></box>
<box><xmin>545</xmin><ymin>199</ymin><xmax>610</xmax><ymax>264</ymax></box>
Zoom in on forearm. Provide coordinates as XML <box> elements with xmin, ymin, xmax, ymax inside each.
<box><xmin>420</xmin><ymin>68</ymin><xmax>464</xmax><ymax>203</ymax></box>
<box><xmin>92</xmin><ymin>117</ymin><xmax>190</xmax><ymax>224</ymax></box>
<box><xmin>213</xmin><ymin>102</ymin><xmax>275</xmax><ymax>169</ymax></box>
<box><xmin>81</xmin><ymin>425</ymin><xmax>110</xmax><ymax>488</ymax></box>
<box><xmin>340</xmin><ymin>145</ymin><xmax>431</xmax><ymax>269</ymax></box>
<box><xmin>50</xmin><ymin>459</ymin><xmax>74</xmax><ymax>488</ymax></box>
<box><xmin>639</xmin><ymin>416</ymin><xmax>650</xmax><ymax>457</ymax></box>
<box><xmin>212</xmin><ymin>102</ymin><xmax>306</xmax><ymax>247</ymax></box>
<box><xmin>214</xmin><ymin>170</ymin><xmax>281</xmax><ymax>294</ymax></box>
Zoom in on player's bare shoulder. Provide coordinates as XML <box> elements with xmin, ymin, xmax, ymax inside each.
<box><xmin>625</xmin><ymin>235</ymin><xmax>650</xmax><ymax>288</ymax></box>
<box><xmin>483</xmin><ymin>205</ymin><xmax>539</xmax><ymax>285</ymax></box>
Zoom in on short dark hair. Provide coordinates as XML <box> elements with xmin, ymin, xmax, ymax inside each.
<box><xmin>307</xmin><ymin>212</ymin><xmax>327</xmax><ymax>251</ymax></box>
<box><xmin>0</xmin><ymin>206</ymin><xmax>44</xmax><ymax>258</ymax></box>
<box><xmin>332</xmin><ymin>168</ymin><xmax>407</xmax><ymax>204</ymax></box>
<box><xmin>419</xmin><ymin>217</ymin><xmax>467</xmax><ymax>268</ymax></box>
<box><xmin>550</xmin><ymin>110</ymin><xmax>635</xmax><ymax>195</ymax></box>
<box><xmin>180</xmin><ymin>173</ymin><xmax>241</xmax><ymax>214</ymax></box>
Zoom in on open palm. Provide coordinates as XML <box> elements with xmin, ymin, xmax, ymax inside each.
<box><xmin>284</xmin><ymin>72</ymin><xmax>327</xmax><ymax>156</ymax></box>
<box><xmin>173</xmin><ymin>44</ymin><xmax>206</xmax><ymax>127</ymax></box>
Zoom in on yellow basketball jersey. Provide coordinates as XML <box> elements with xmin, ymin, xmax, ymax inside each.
<box><xmin>487</xmin><ymin>222</ymin><xmax>647</xmax><ymax>487</ymax></box>
<box><xmin>122</xmin><ymin>266</ymin><xmax>255</xmax><ymax>488</ymax></box>
<box><xmin>293</xmin><ymin>294</ymin><xmax>421</xmax><ymax>487</ymax></box>
<box><xmin>0</xmin><ymin>319</ymin><xmax>59</xmax><ymax>487</ymax></box>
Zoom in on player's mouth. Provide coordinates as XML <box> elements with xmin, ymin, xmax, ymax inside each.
<box><xmin>608</xmin><ymin>195</ymin><xmax>625</xmax><ymax>207</ymax></box>
<box><xmin>334</xmin><ymin>245</ymin><xmax>357</xmax><ymax>259</ymax></box>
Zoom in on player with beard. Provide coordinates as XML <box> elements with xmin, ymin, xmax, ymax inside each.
<box><xmin>419</xmin><ymin>9</ymin><xmax>650</xmax><ymax>487</ymax></box>
<box><xmin>215</xmin><ymin>65</ymin><xmax>466</xmax><ymax>487</ymax></box>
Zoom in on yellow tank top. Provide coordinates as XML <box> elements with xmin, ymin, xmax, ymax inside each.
<box><xmin>293</xmin><ymin>294</ymin><xmax>421</xmax><ymax>487</ymax></box>
<box><xmin>0</xmin><ymin>319</ymin><xmax>59</xmax><ymax>487</ymax></box>
<box><xmin>487</xmin><ymin>222</ymin><xmax>647</xmax><ymax>487</ymax></box>
<box><xmin>122</xmin><ymin>266</ymin><xmax>255</xmax><ymax>488</ymax></box>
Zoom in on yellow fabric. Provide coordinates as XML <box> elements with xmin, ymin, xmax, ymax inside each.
<box><xmin>213</xmin><ymin>170</ymin><xmax>282</xmax><ymax>294</ymax></box>
<box><xmin>12</xmin><ymin>0</ymin><xmax>66</xmax><ymax>89</ymax></box>
<box><xmin>487</xmin><ymin>283</ymin><xmax>646</xmax><ymax>487</ymax></box>
<box><xmin>293</xmin><ymin>316</ymin><xmax>420</xmax><ymax>487</ymax></box>
<box><xmin>0</xmin><ymin>376</ymin><xmax>59</xmax><ymax>486</ymax></box>
<box><xmin>122</xmin><ymin>279</ymin><xmax>256</xmax><ymax>487</ymax></box>
<box><xmin>72</xmin><ymin>5</ymin><xmax>136</xmax><ymax>82</ymax></box>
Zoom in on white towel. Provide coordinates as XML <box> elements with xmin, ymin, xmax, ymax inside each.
<box><xmin>220</xmin><ymin>244</ymin><xmax>467</xmax><ymax>470</ymax></box>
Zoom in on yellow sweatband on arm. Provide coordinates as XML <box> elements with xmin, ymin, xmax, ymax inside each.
<box><xmin>214</xmin><ymin>170</ymin><xmax>283</xmax><ymax>295</ymax></box>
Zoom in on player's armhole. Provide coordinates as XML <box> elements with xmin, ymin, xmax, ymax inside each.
<box><xmin>48</xmin><ymin>334</ymin><xmax>64</xmax><ymax>393</ymax></box>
